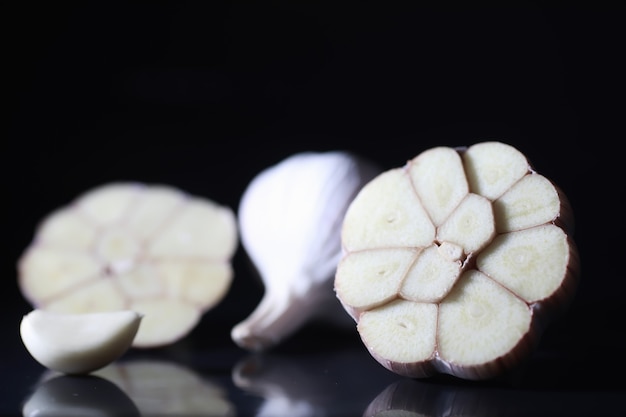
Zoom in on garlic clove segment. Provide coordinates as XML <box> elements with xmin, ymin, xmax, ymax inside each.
<box><xmin>20</xmin><ymin>309</ymin><xmax>142</xmax><ymax>375</ymax></box>
<box><xmin>232</xmin><ymin>151</ymin><xmax>381</xmax><ymax>351</ymax></box>
<box><xmin>335</xmin><ymin>141</ymin><xmax>580</xmax><ymax>380</ymax></box>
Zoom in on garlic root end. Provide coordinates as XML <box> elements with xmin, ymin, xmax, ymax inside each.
<box><xmin>231</xmin><ymin>288</ymin><xmax>330</xmax><ymax>351</ymax></box>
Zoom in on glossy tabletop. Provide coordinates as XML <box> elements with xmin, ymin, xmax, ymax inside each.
<box><xmin>4</xmin><ymin>299</ymin><xmax>626</xmax><ymax>417</ymax></box>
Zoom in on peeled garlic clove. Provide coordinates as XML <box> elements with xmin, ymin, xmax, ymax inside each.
<box><xmin>17</xmin><ymin>182</ymin><xmax>238</xmax><ymax>348</ymax></box>
<box><xmin>20</xmin><ymin>309</ymin><xmax>142</xmax><ymax>375</ymax></box>
<box><xmin>232</xmin><ymin>151</ymin><xmax>381</xmax><ymax>351</ymax></box>
<box><xmin>335</xmin><ymin>141</ymin><xmax>580</xmax><ymax>380</ymax></box>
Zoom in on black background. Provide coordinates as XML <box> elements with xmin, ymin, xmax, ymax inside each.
<box><xmin>3</xmin><ymin>2</ymin><xmax>626</xmax><ymax>410</ymax></box>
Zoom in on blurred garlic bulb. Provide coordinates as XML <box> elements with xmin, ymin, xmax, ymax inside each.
<box><xmin>232</xmin><ymin>151</ymin><xmax>381</xmax><ymax>351</ymax></box>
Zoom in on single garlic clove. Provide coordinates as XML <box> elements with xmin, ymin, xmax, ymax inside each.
<box><xmin>335</xmin><ymin>141</ymin><xmax>580</xmax><ymax>380</ymax></box>
<box><xmin>20</xmin><ymin>309</ymin><xmax>142</xmax><ymax>375</ymax></box>
<box><xmin>17</xmin><ymin>182</ymin><xmax>238</xmax><ymax>348</ymax></box>
<box><xmin>232</xmin><ymin>151</ymin><xmax>381</xmax><ymax>351</ymax></box>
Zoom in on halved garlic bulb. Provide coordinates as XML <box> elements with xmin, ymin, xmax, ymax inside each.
<box><xmin>18</xmin><ymin>182</ymin><xmax>238</xmax><ymax>348</ymax></box>
<box><xmin>335</xmin><ymin>141</ymin><xmax>580</xmax><ymax>380</ymax></box>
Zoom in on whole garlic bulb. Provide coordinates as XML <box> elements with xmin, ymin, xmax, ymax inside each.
<box><xmin>232</xmin><ymin>151</ymin><xmax>381</xmax><ymax>351</ymax></box>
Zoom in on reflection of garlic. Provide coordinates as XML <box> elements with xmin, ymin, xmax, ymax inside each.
<box><xmin>232</xmin><ymin>151</ymin><xmax>381</xmax><ymax>351</ymax></box>
<box><xmin>22</xmin><ymin>374</ymin><xmax>140</xmax><ymax>417</ymax></box>
<box><xmin>32</xmin><ymin>359</ymin><xmax>235</xmax><ymax>417</ymax></box>
<box><xmin>94</xmin><ymin>360</ymin><xmax>235</xmax><ymax>416</ymax></box>
<box><xmin>364</xmin><ymin>378</ymin><xmax>625</xmax><ymax>417</ymax></box>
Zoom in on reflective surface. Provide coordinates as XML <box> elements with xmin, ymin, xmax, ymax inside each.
<box><xmin>10</xmin><ymin>331</ymin><xmax>398</xmax><ymax>417</ymax></box>
<box><xmin>25</xmin><ymin>361</ymin><xmax>235</xmax><ymax>417</ymax></box>
<box><xmin>23</xmin><ymin>374</ymin><xmax>141</xmax><ymax>417</ymax></box>
<box><xmin>6</xmin><ymin>306</ymin><xmax>626</xmax><ymax>417</ymax></box>
<box><xmin>13</xmin><ymin>352</ymin><xmax>626</xmax><ymax>417</ymax></box>
<box><xmin>364</xmin><ymin>378</ymin><xmax>625</xmax><ymax>417</ymax></box>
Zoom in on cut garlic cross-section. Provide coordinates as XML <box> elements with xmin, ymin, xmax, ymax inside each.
<box><xmin>334</xmin><ymin>141</ymin><xmax>580</xmax><ymax>380</ymax></box>
<box><xmin>18</xmin><ymin>182</ymin><xmax>238</xmax><ymax>348</ymax></box>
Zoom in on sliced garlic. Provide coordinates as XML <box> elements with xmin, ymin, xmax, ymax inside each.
<box><xmin>335</xmin><ymin>141</ymin><xmax>580</xmax><ymax>380</ymax></box>
<box><xmin>20</xmin><ymin>309</ymin><xmax>142</xmax><ymax>375</ymax></box>
<box><xmin>17</xmin><ymin>182</ymin><xmax>238</xmax><ymax>348</ymax></box>
<box><xmin>232</xmin><ymin>151</ymin><xmax>381</xmax><ymax>351</ymax></box>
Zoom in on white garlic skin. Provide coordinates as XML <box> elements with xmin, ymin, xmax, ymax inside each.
<box><xmin>232</xmin><ymin>151</ymin><xmax>381</xmax><ymax>351</ymax></box>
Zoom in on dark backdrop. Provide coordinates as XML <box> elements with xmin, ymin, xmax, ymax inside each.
<box><xmin>4</xmin><ymin>4</ymin><xmax>625</xmax><ymax>359</ymax></box>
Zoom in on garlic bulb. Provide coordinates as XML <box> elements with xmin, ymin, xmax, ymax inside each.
<box><xmin>18</xmin><ymin>182</ymin><xmax>238</xmax><ymax>348</ymax></box>
<box><xmin>231</xmin><ymin>151</ymin><xmax>381</xmax><ymax>351</ymax></box>
<box><xmin>334</xmin><ymin>141</ymin><xmax>579</xmax><ymax>380</ymax></box>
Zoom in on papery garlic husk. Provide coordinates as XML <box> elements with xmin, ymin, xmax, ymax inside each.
<box><xmin>231</xmin><ymin>151</ymin><xmax>381</xmax><ymax>351</ymax></box>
